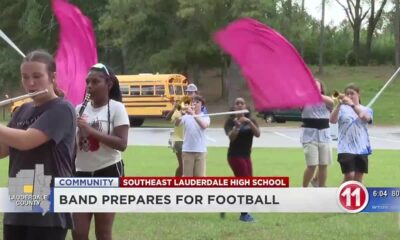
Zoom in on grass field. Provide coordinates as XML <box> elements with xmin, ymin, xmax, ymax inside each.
<box><xmin>0</xmin><ymin>146</ymin><xmax>399</xmax><ymax>239</ymax></box>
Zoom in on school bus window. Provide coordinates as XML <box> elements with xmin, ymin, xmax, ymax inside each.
<box><xmin>155</xmin><ymin>85</ymin><xmax>165</xmax><ymax>95</ymax></box>
<box><xmin>130</xmin><ymin>86</ymin><xmax>140</xmax><ymax>96</ymax></box>
<box><xmin>175</xmin><ymin>85</ymin><xmax>183</xmax><ymax>95</ymax></box>
<box><xmin>120</xmin><ymin>85</ymin><xmax>129</xmax><ymax>95</ymax></box>
<box><xmin>169</xmin><ymin>85</ymin><xmax>174</xmax><ymax>95</ymax></box>
<box><xmin>142</xmin><ymin>85</ymin><xmax>154</xmax><ymax>96</ymax></box>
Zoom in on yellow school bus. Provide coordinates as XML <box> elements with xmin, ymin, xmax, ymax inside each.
<box><xmin>117</xmin><ymin>73</ymin><xmax>188</xmax><ymax>126</ymax></box>
<box><xmin>10</xmin><ymin>98</ymin><xmax>31</xmax><ymax>113</ymax></box>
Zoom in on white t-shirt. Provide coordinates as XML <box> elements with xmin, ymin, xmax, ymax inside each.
<box><xmin>75</xmin><ymin>100</ymin><xmax>129</xmax><ymax>171</ymax></box>
<box><xmin>181</xmin><ymin>113</ymin><xmax>210</xmax><ymax>152</ymax></box>
<box><xmin>337</xmin><ymin>105</ymin><xmax>373</xmax><ymax>155</ymax></box>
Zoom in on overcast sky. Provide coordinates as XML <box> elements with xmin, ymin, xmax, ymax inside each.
<box><xmin>302</xmin><ymin>0</ymin><xmax>394</xmax><ymax>26</ymax></box>
<box><xmin>304</xmin><ymin>1</ymin><xmax>345</xmax><ymax>25</ymax></box>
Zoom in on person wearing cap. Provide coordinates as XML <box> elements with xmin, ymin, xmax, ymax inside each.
<box><xmin>185</xmin><ymin>83</ymin><xmax>198</xmax><ymax>94</ymax></box>
<box><xmin>185</xmin><ymin>83</ymin><xmax>208</xmax><ymax>114</ymax></box>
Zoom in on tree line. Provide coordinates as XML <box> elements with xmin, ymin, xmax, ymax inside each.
<box><xmin>0</xmin><ymin>0</ymin><xmax>399</xmax><ymax>96</ymax></box>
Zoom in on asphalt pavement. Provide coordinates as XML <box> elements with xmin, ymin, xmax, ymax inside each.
<box><xmin>128</xmin><ymin>126</ymin><xmax>400</xmax><ymax>150</ymax></box>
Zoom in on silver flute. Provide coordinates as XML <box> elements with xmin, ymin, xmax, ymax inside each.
<box><xmin>0</xmin><ymin>89</ymin><xmax>48</xmax><ymax>107</ymax></box>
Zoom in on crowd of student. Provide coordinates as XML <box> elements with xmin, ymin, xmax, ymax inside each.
<box><xmin>167</xmin><ymin>81</ymin><xmax>372</xmax><ymax>222</ymax></box>
<box><xmin>0</xmin><ymin>49</ymin><xmax>372</xmax><ymax>239</ymax></box>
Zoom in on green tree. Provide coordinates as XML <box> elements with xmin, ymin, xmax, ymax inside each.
<box><xmin>99</xmin><ymin>0</ymin><xmax>182</xmax><ymax>73</ymax></box>
<box><xmin>395</xmin><ymin>0</ymin><xmax>400</xmax><ymax>66</ymax></box>
<box><xmin>318</xmin><ymin>0</ymin><xmax>326</xmax><ymax>74</ymax></box>
<box><xmin>366</xmin><ymin>0</ymin><xmax>388</xmax><ymax>64</ymax></box>
<box><xmin>0</xmin><ymin>0</ymin><xmax>58</xmax><ymax>92</ymax></box>
<box><xmin>336</xmin><ymin>0</ymin><xmax>370</xmax><ymax>65</ymax></box>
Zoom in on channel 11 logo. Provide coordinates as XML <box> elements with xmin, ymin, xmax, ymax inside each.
<box><xmin>337</xmin><ymin>181</ymin><xmax>369</xmax><ymax>213</ymax></box>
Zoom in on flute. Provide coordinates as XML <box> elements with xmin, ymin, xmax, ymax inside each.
<box><xmin>0</xmin><ymin>89</ymin><xmax>48</xmax><ymax>107</ymax></box>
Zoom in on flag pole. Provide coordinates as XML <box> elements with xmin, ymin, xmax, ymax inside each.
<box><xmin>194</xmin><ymin>109</ymin><xmax>249</xmax><ymax>117</ymax></box>
<box><xmin>367</xmin><ymin>66</ymin><xmax>400</xmax><ymax>108</ymax></box>
<box><xmin>0</xmin><ymin>30</ymin><xmax>26</xmax><ymax>58</ymax></box>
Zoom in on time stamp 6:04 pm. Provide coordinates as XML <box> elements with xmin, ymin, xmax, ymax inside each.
<box><xmin>372</xmin><ymin>189</ymin><xmax>400</xmax><ymax>198</ymax></box>
<box><xmin>358</xmin><ymin>187</ymin><xmax>400</xmax><ymax>212</ymax></box>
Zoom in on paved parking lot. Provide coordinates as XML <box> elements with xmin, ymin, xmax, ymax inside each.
<box><xmin>128</xmin><ymin>126</ymin><xmax>400</xmax><ymax>150</ymax></box>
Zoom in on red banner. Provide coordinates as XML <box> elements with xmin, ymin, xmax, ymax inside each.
<box><xmin>120</xmin><ymin>177</ymin><xmax>289</xmax><ymax>188</ymax></box>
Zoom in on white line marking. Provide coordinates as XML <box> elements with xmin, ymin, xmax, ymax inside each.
<box><xmin>206</xmin><ymin>136</ymin><xmax>217</xmax><ymax>143</ymax></box>
<box><xmin>271</xmin><ymin>131</ymin><xmax>298</xmax><ymax>141</ymax></box>
<box><xmin>370</xmin><ymin>136</ymin><xmax>400</xmax><ymax>144</ymax></box>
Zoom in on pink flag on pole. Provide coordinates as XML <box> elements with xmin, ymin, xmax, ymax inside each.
<box><xmin>214</xmin><ymin>18</ymin><xmax>321</xmax><ymax>110</ymax></box>
<box><xmin>52</xmin><ymin>0</ymin><xmax>97</xmax><ymax>106</ymax></box>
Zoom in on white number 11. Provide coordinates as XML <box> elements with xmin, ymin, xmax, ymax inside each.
<box><xmin>342</xmin><ymin>188</ymin><xmax>361</xmax><ymax>207</ymax></box>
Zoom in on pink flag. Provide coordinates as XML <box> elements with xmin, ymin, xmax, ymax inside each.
<box><xmin>52</xmin><ymin>0</ymin><xmax>97</xmax><ymax>106</ymax></box>
<box><xmin>214</xmin><ymin>18</ymin><xmax>321</xmax><ymax>110</ymax></box>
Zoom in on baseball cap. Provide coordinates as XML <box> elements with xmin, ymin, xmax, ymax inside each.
<box><xmin>186</xmin><ymin>83</ymin><xmax>198</xmax><ymax>92</ymax></box>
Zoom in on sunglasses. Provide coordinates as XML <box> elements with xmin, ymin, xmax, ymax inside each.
<box><xmin>92</xmin><ymin>63</ymin><xmax>110</xmax><ymax>76</ymax></box>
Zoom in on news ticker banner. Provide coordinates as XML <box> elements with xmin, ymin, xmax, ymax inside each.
<box><xmin>1</xmin><ymin>177</ymin><xmax>399</xmax><ymax>214</ymax></box>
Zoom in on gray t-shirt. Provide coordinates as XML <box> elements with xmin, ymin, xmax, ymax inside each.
<box><xmin>4</xmin><ymin>97</ymin><xmax>76</xmax><ymax>228</ymax></box>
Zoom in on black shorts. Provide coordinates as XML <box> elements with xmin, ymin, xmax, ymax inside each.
<box><xmin>337</xmin><ymin>153</ymin><xmax>368</xmax><ymax>174</ymax></box>
<box><xmin>75</xmin><ymin>161</ymin><xmax>124</xmax><ymax>177</ymax></box>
